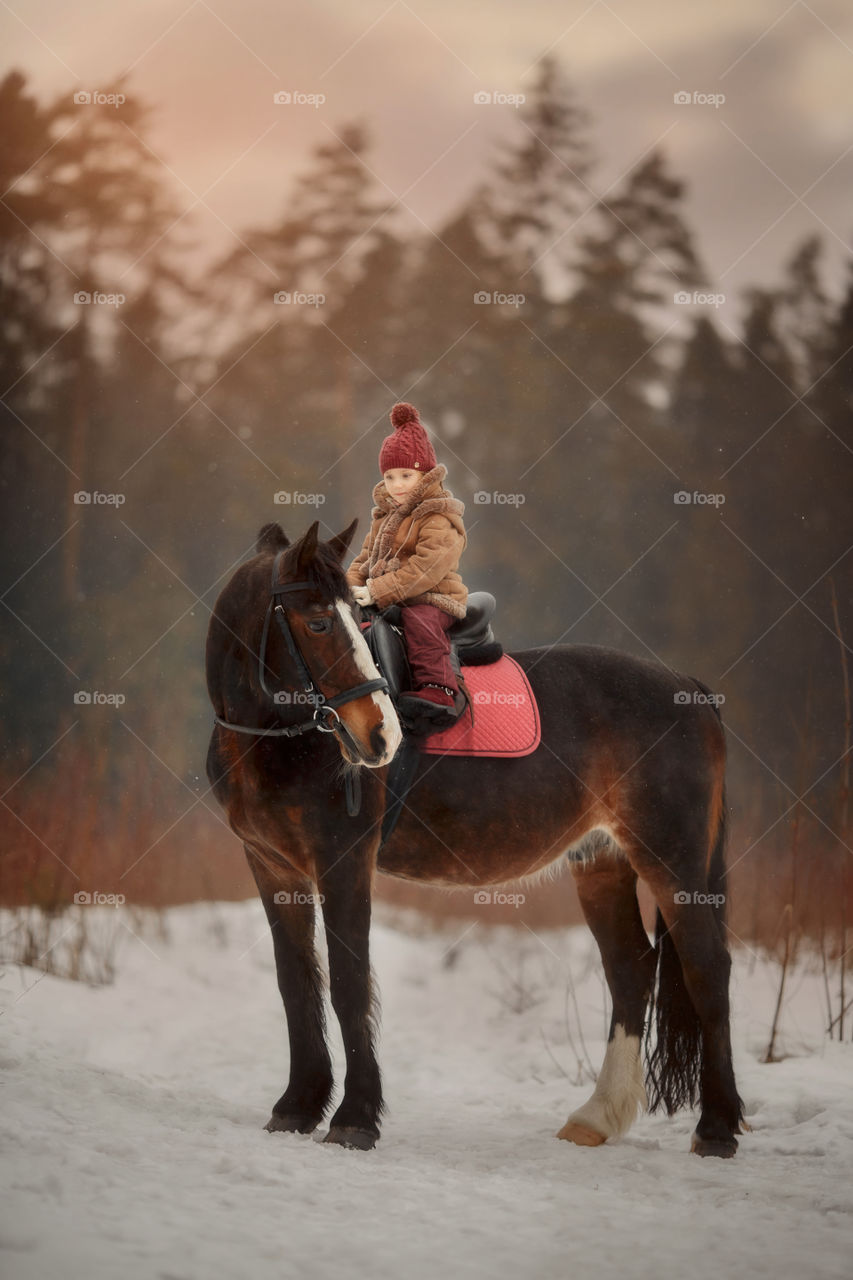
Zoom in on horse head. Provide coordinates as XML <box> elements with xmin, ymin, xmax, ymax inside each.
<box><xmin>207</xmin><ymin>519</ymin><xmax>401</xmax><ymax>769</ymax></box>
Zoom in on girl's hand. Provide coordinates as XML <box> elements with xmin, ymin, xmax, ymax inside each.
<box><xmin>352</xmin><ymin>585</ymin><xmax>373</xmax><ymax>606</ymax></box>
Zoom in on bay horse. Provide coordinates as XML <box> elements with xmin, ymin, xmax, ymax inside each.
<box><xmin>205</xmin><ymin>519</ymin><xmax>744</xmax><ymax>1157</ymax></box>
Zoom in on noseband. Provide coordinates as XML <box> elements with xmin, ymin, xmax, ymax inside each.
<box><xmin>214</xmin><ymin>548</ymin><xmax>389</xmax><ymax>742</ymax></box>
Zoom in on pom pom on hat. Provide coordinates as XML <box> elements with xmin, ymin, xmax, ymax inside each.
<box><xmin>390</xmin><ymin>402</ymin><xmax>419</xmax><ymax>428</ymax></box>
<box><xmin>379</xmin><ymin>402</ymin><xmax>436</xmax><ymax>473</ymax></box>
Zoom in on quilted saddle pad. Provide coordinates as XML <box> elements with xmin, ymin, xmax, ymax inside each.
<box><xmin>420</xmin><ymin>654</ymin><xmax>541</xmax><ymax>757</ymax></box>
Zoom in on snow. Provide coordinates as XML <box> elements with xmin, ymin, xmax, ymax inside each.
<box><xmin>1</xmin><ymin>901</ymin><xmax>851</xmax><ymax>1280</ymax></box>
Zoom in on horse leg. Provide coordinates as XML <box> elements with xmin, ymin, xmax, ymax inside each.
<box><xmin>557</xmin><ymin>857</ymin><xmax>656</xmax><ymax>1146</ymax></box>
<box><xmin>651</xmin><ymin>889</ymin><xmax>743</xmax><ymax>1157</ymax></box>
<box><xmin>626</xmin><ymin>782</ymin><xmax>743</xmax><ymax>1158</ymax></box>
<box><xmin>317</xmin><ymin>853</ymin><xmax>383</xmax><ymax>1151</ymax></box>
<box><xmin>247</xmin><ymin>849</ymin><xmax>333</xmax><ymax>1134</ymax></box>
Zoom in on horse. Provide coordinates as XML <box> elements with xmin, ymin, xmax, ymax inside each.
<box><xmin>205</xmin><ymin>518</ymin><xmax>745</xmax><ymax>1157</ymax></box>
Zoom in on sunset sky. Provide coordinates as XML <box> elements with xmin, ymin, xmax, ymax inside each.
<box><xmin>5</xmin><ymin>0</ymin><xmax>852</xmax><ymax>307</ymax></box>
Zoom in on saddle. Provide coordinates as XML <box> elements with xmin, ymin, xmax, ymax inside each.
<box><xmin>361</xmin><ymin>592</ymin><xmax>502</xmax><ymax>737</ymax></box>
<box><xmin>361</xmin><ymin>594</ymin><xmax>542</xmax><ymax>849</ymax></box>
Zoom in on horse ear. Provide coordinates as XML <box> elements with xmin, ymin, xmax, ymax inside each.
<box><xmin>294</xmin><ymin>520</ymin><xmax>320</xmax><ymax>573</ymax></box>
<box><xmin>256</xmin><ymin>523</ymin><xmax>290</xmax><ymax>554</ymax></box>
<box><xmin>326</xmin><ymin>518</ymin><xmax>358</xmax><ymax>562</ymax></box>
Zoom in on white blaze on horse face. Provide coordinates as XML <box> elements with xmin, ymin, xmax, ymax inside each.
<box><xmin>558</xmin><ymin>1025</ymin><xmax>647</xmax><ymax>1143</ymax></box>
<box><xmin>335</xmin><ymin>601</ymin><xmax>402</xmax><ymax>764</ymax></box>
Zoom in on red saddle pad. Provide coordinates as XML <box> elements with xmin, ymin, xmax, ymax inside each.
<box><xmin>420</xmin><ymin>654</ymin><xmax>541</xmax><ymax>757</ymax></box>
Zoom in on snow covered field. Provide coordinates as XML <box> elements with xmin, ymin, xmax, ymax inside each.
<box><xmin>2</xmin><ymin>901</ymin><xmax>851</xmax><ymax>1280</ymax></box>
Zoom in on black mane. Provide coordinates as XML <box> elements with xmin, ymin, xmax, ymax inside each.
<box><xmin>255</xmin><ymin>522</ymin><xmax>351</xmax><ymax>599</ymax></box>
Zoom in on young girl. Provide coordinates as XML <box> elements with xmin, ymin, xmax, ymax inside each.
<box><xmin>346</xmin><ymin>402</ymin><xmax>467</xmax><ymax>713</ymax></box>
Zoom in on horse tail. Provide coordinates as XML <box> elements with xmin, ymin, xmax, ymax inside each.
<box><xmin>644</xmin><ymin>908</ymin><xmax>702</xmax><ymax>1114</ymax></box>
<box><xmin>645</xmin><ymin>685</ymin><xmax>728</xmax><ymax>1115</ymax></box>
<box><xmin>692</xmin><ymin>674</ymin><xmax>730</xmax><ymax>932</ymax></box>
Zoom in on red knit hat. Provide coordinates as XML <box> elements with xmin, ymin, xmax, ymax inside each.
<box><xmin>378</xmin><ymin>403</ymin><xmax>436</xmax><ymax>474</ymax></box>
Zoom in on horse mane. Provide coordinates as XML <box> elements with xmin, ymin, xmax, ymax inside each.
<box><xmin>256</xmin><ymin>522</ymin><xmax>289</xmax><ymax>554</ymax></box>
<box><xmin>255</xmin><ymin>522</ymin><xmax>350</xmax><ymax>599</ymax></box>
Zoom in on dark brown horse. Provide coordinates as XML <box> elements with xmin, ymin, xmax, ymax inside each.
<box><xmin>205</xmin><ymin>519</ymin><xmax>744</xmax><ymax>1156</ymax></box>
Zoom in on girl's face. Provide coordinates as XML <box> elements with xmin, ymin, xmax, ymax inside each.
<box><xmin>383</xmin><ymin>468</ymin><xmax>420</xmax><ymax>504</ymax></box>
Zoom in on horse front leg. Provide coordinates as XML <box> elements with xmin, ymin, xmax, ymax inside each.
<box><xmin>317</xmin><ymin>848</ymin><xmax>383</xmax><ymax>1151</ymax></box>
<box><xmin>247</xmin><ymin>849</ymin><xmax>334</xmax><ymax>1134</ymax></box>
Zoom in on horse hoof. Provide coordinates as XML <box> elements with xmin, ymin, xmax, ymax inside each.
<box><xmin>556</xmin><ymin>1120</ymin><xmax>607</xmax><ymax>1147</ymax></box>
<box><xmin>323</xmin><ymin>1126</ymin><xmax>378</xmax><ymax>1151</ymax></box>
<box><xmin>264</xmin><ymin>1113</ymin><xmax>318</xmax><ymax>1134</ymax></box>
<box><xmin>690</xmin><ymin>1131</ymin><xmax>738</xmax><ymax>1158</ymax></box>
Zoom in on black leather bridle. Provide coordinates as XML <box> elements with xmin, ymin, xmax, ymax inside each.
<box><xmin>214</xmin><ymin>548</ymin><xmax>389</xmax><ymax>744</ymax></box>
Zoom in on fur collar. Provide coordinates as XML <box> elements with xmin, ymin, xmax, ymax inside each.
<box><xmin>371</xmin><ymin>464</ymin><xmax>462</xmax><ymax>518</ymax></box>
<box><xmin>366</xmin><ymin>464</ymin><xmax>465</xmax><ymax>580</ymax></box>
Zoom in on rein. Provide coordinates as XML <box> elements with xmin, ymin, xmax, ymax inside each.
<box><xmin>213</xmin><ymin>549</ymin><xmax>389</xmax><ymax>814</ymax></box>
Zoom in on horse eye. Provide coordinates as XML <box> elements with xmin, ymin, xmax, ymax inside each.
<box><xmin>307</xmin><ymin>617</ymin><xmax>333</xmax><ymax>634</ymax></box>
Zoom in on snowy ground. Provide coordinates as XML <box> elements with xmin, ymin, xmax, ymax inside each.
<box><xmin>1</xmin><ymin>900</ymin><xmax>851</xmax><ymax>1280</ymax></box>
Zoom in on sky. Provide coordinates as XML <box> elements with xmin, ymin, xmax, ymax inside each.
<box><xmin>4</xmin><ymin>0</ymin><xmax>853</xmax><ymax>311</ymax></box>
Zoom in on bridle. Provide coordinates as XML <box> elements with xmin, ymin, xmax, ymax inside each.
<box><xmin>214</xmin><ymin>548</ymin><xmax>389</xmax><ymax>746</ymax></box>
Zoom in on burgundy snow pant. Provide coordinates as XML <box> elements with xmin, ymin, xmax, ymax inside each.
<box><xmin>400</xmin><ymin>603</ymin><xmax>459</xmax><ymax>692</ymax></box>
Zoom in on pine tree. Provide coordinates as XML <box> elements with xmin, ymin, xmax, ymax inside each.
<box><xmin>477</xmin><ymin>55</ymin><xmax>592</xmax><ymax>305</ymax></box>
<box><xmin>0</xmin><ymin>71</ymin><xmax>196</xmax><ymax>752</ymax></box>
<box><xmin>205</xmin><ymin>123</ymin><xmax>399</xmax><ymax>482</ymax></box>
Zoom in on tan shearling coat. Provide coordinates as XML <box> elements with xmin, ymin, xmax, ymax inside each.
<box><xmin>345</xmin><ymin>465</ymin><xmax>468</xmax><ymax>619</ymax></box>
